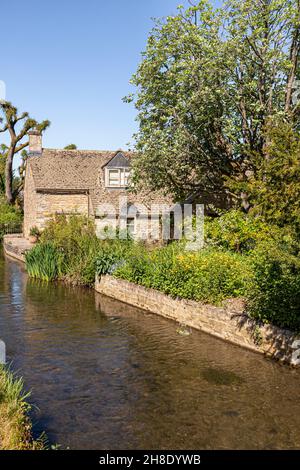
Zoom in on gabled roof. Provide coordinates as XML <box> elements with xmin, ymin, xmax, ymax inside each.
<box><xmin>28</xmin><ymin>148</ymin><xmax>132</xmax><ymax>191</ymax></box>
<box><xmin>27</xmin><ymin>148</ymin><xmax>172</xmax><ymax>214</ymax></box>
<box><xmin>104</xmin><ymin>151</ymin><xmax>131</xmax><ymax>168</ymax></box>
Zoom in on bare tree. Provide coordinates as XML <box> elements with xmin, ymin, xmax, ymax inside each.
<box><xmin>0</xmin><ymin>101</ymin><xmax>50</xmax><ymax>204</ymax></box>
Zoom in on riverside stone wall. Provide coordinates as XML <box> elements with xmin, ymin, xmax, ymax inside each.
<box><xmin>3</xmin><ymin>234</ymin><xmax>33</xmax><ymax>262</ymax></box>
<box><xmin>95</xmin><ymin>274</ymin><xmax>300</xmax><ymax>366</ymax></box>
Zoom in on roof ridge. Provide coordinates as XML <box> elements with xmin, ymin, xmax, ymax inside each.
<box><xmin>43</xmin><ymin>148</ymin><xmax>133</xmax><ymax>154</ymax></box>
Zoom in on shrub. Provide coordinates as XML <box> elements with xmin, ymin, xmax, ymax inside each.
<box><xmin>95</xmin><ymin>238</ymin><xmax>140</xmax><ymax>276</ymax></box>
<box><xmin>246</xmin><ymin>240</ymin><xmax>300</xmax><ymax>330</ymax></box>
<box><xmin>0</xmin><ymin>197</ymin><xmax>22</xmax><ymax>238</ymax></box>
<box><xmin>39</xmin><ymin>215</ymin><xmax>101</xmax><ymax>285</ymax></box>
<box><xmin>96</xmin><ymin>252</ymin><xmax>121</xmax><ymax>276</ymax></box>
<box><xmin>32</xmin><ymin>215</ymin><xmax>134</xmax><ymax>285</ymax></box>
<box><xmin>115</xmin><ymin>244</ymin><xmax>252</xmax><ymax>304</ymax></box>
<box><xmin>204</xmin><ymin>210</ymin><xmax>288</xmax><ymax>253</ymax></box>
<box><xmin>39</xmin><ymin>214</ymin><xmax>96</xmax><ymax>246</ymax></box>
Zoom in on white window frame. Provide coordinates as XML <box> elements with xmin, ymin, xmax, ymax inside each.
<box><xmin>105</xmin><ymin>168</ymin><xmax>131</xmax><ymax>188</ymax></box>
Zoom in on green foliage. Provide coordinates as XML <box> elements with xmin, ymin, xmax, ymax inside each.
<box><xmin>0</xmin><ymin>197</ymin><xmax>22</xmax><ymax>238</ymax></box>
<box><xmin>115</xmin><ymin>243</ymin><xmax>251</xmax><ymax>304</ymax></box>
<box><xmin>0</xmin><ymin>197</ymin><xmax>22</xmax><ymax>224</ymax></box>
<box><xmin>40</xmin><ymin>214</ymin><xmax>95</xmax><ymax>245</ymax></box>
<box><xmin>247</xmin><ymin>240</ymin><xmax>300</xmax><ymax>331</ymax></box>
<box><xmin>95</xmin><ymin>238</ymin><xmax>133</xmax><ymax>276</ymax></box>
<box><xmin>204</xmin><ymin>210</ymin><xmax>292</xmax><ymax>253</ymax></box>
<box><xmin>39</xmin><ymin>215</ymin><xmax>100</xmax><ymax>285</ymax></box>
<box><xmin>31</xmin><ymin>215</ymin><xmax>134</xmax><ymax>285</ymax></box>
<box><xmin>64</xmin><ymin>144</ymin><xmax>77</xmax><ymax>150</ymax></box>
<box><xmin>128</xmin><ymin>0</ymin><xmax>300</xmax><ymax>209</ymax></box>
<box><xmin>29</xmin><ymin>226</ymin><xmax>40</xmax><ymax>238</ymax></box>
<box><xmin>96</xmin><ymin>252</ymin><xmax>121</xmax><ymax>276</ymax></box>
<box><xmin>0</xmin><ymin>365</ymin><xmax>30</xmax><ymax>404</ymax></box>
<box><xmin>246</xmin><ymin>121</ymin><xmax>300</xmax><ymax>232</ymax></box>
<box><xmin>25</xmin><ymin>243</ymin><xmax>63</xmax><ymax>282</ymax></box>
<box><xmin>204</xmin><ymin>211</ymin><xmax>300</xmax><ymax>329</ymax></box>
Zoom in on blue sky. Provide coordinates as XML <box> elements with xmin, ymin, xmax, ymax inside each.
<box><xmin>1</xmin><ymin>0</ymin><xmax>219</xmax><ymax>157</ymax></box>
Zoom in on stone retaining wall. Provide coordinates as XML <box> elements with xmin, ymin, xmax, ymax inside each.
<box><xmin>3</xmin><ymin>234</ymin><xmax>32</xmax><ymax>262</ymax></box>
<box><xmin>96</xmin><ymin>274</ymin><xmax>300</xmax><ymax>366</ymax></box>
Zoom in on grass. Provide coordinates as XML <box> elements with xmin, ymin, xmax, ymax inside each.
<box><xmin>0</xmin><ymin>365</ymin><xmax>45</xmax><ymax>450</ymax></box>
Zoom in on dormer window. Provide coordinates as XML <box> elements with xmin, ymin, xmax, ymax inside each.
<box><xmin>104</xmin><ymin>151</ymin><xmax>131</xmax><ymax>188</ymax></box>
<box><xmin>107</xmin><ymin>168</ymin><xmax>131</xmax><ymax>187</ymax></box>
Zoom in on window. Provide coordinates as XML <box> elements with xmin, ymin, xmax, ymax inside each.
<box><xmin>126</xmin><ymin>217</ymin><xmax>135</xmax><ymax>237</ymax></box>
<box><xmin>108</xmin><ymin>169</ymin><xmax>120</xmax><ymax>186</ymax></box>
<box><xmin>106</xmin><ymin>168</ymin><xmax>131</xmax><ymax>187</ymax></box>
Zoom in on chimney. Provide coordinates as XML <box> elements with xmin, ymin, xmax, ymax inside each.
<box><xmin>28</xmin><ymin>129</ymin><xmax>42</xmax><ymax>155</ymax></box>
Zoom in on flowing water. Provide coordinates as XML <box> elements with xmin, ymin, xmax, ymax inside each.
<box><xmin>0</xmin><ymin>252</ymin><xmax>300</xmax><ymax>449</ymax></box>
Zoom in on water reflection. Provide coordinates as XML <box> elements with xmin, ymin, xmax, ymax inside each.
<box><xmin>0</xmin><ymin>253</ymin><xmax>300</xmax><ymax>449</ymax></box>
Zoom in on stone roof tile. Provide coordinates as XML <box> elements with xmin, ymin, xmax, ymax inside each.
<box><xmin>28</xmin><ymin>148</ymin><xmax>172</xmax><ymax>214</ymax></box>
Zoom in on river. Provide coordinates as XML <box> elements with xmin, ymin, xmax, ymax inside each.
<box><xmin>0</xmin><ymin>252</ymin><xmax>300</xmax><ymax>449</ymax></box>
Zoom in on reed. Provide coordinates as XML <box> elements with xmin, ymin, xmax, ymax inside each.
<box><xmin>25</xmin><ymin>243</ymin><xmax>62</xmax><ymax>281</ymax></box>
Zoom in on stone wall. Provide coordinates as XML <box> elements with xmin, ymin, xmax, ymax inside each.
<box><xmin>3</xmin><ymin>235</ymin><xmax>32</xmax><ymax>262</ymax></box>
<box><xmin>34</xmin><ymin>193</ymin><xmax>89</xmax><ymax>232</ymax></box>
<box><xmin>23</xmin><ymin>161</ymin><xmax>90</xmax><ymax>238</ymax></box>
<box><xmin>95</xmin><ymin>214</ymin><xmax>160</xmax><ymax>241</ymax></box>
<box><xmin>95</xmin><ymin>274</ymin><xmax>300</xmax><ymax>365</ymax></box>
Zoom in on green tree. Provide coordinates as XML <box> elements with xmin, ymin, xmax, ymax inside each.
<box><xmin>127</xmin><ymin>0</ymin><xmax>300</xmax><ymax>209</ymax></box>
<box><xmin>64</xmin><ymin>144</ymin><xmax>77</xmax><ymax>150</ymax></box>
<box><xmin>248</xmin><ymin>119</ymin><xmax>300</xmax><ymax>231</ymax></box>
<box><xmin>0</xmin><ymin>101</ymin><xmax>50</xmax><ymax>204</ymax></box>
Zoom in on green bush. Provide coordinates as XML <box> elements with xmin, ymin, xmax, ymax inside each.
<box><xmin>205</xmin><ymin>210</ymin><xmax>288</xmax><ymax>253</ymax></box>
<box><xmin>247</xmin><ymin>240</ymin><xmax>300</xmax><ymax>330</ymax></box>
<box><xmin>0</xmin><ymin>197</ymin><xmax>22</xmax><ymax>238</ymax></box>
<box><xmin>95</xmin><ymin>237</ymin><xmax>141</xmax><ymax>276</ymax></box>
<box><xmin>96</xmin><ymin>252</ymin><xmax>118</xmax><ymax>276</ymax></box>
<box><xmin>40</xmin><ymin>214</ymin><xmax>96</xmax><ymax>246</ymax></box>
<box><xmin>30</xmin><ymin>215</ymin><xmax>134</xmax><ymax>285</ymax></box>
<box><xmin>39</xmin><ymin>215</ymin><xmax>101</xmax><ymax>285</ymax></box>
<box><xmin>115</xmin><ymin>244</ymin><xmax>252</xmax><ymax>304</ymax></box>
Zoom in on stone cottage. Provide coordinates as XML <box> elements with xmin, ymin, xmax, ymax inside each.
<box><xmin>23</xmin><ymin>130</ymin><xmax>171</xmax><ymax>240</ymax></box>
